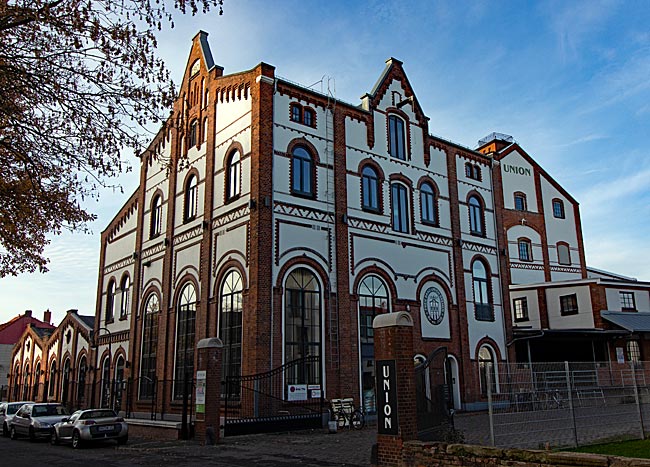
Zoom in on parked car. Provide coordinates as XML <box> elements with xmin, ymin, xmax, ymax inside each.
<box><xmin>0</xmin><ymin>401</ymin><xmax>32</xmax><ymax>437</ymax></box>
<box><xmin>51</xmin><ymin>409</ymin><xmax>128</xmax><ymax>448</ymax></box>
<box><xmin>9</xmin><ymin>403</ymin><xmax>69</xmax><ymax>441</ymax></box>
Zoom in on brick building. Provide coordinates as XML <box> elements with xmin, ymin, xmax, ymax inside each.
<box><xmin>8</xmin><ymin>31</ymin><xmax>646</xmax><ymax>414</ymax></box>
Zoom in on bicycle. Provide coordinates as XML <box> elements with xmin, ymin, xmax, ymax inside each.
<box><xmin>330</xmin><ymin>398</ymin><xmax>365</xmax><ymax>430</ymax></box>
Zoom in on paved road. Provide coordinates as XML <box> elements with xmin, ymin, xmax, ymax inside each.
<box><xmin>1</xmin><ymin>428</ymin><xmax>375</xmax><ymax>467</ymax></box>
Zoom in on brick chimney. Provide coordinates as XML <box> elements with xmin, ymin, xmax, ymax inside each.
<box><xmin>43</xmin><ymin>309</ymin><xmax>51</xmax><ymax>324</ymax></box>
<box><xmin>24</xmin><ymin>309</ymin><xmax>32</xmax><ymax>317</ymax></box>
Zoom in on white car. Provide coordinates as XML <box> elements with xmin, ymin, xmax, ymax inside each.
<box><xmin>0</xmin><ymin>401</ymin><xmax>32</xmax><ymax>437</ymax></box>
<box><xmin>51</xmin><ymin>409</ymin><xmax>128</xmax><ymax>448</ymax></box>
<box><xmin>10</xmin><ymin>403</ymin><xmax>69</xmax><ymax>441</ymax></box>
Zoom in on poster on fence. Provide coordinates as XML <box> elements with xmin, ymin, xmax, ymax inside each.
<box><xmin>195</xmin><ymin>370</ymin><xmax>206</xmax><ymax>414</ymax></box>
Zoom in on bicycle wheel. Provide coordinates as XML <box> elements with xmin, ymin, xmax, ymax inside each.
<box><xmin>351</xmin><ymin>410</ymin><xmax>365</xmax><ymax>430</ymax></box>
<box><xmin>336</xmin><ymin>410</ymin><xmax>347</xmax><ymax>429</ymax></box>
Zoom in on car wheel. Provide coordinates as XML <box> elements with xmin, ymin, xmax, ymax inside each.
<box><xmin>2</xmin><ymin>423</ymin><xmax>8</xmax><ymax>437</ymax></box>
<box><xmin>72</xmin><ymin>431</ymin><xmax>82</xmax><ymax>449</ymax></box>
<box><xmin>51</xmin><ymin>431</ymin><xmax>59</xmax><ymax>446</ymax></box>
<box><xmin>28</xmin><ymin>426</ymin><xmax>36</xmax><ymax>442</ymax></box>
<box><xmin>117</xmin><ymin>435</ymin><xmax>128</xmax><ymax>446</ymax></box>
<box><xmin>10</xmin><ymin>426</ymin><xmax>17</xmax><ymax>440</ymax></box>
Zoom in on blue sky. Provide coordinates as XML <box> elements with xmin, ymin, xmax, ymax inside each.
<box><xmin>1</xmin><ymin>0</ymin><xmax>649</xmax><ymax>325</ymax></box>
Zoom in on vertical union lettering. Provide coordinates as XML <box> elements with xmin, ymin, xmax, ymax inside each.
<box><xmin>385</xmin><ymin>391</ymin><xmax>389</xmax><ymax>403</ymax></box>
<box><xmin>383</xmin><ymin>379</ymin><xmax>390</xmax><ymax>391</ymax></box>
<box><xmin>383</xmin><ymin>365</ymin><xmax>390</xmax><ymax>378</ymax></box>
<box><xmin>384</xmin><ymin>404</ymin><xmax>391</xmax><ymax>416</ymax></box>
<box><xmin>384</xmin><ymin>418</ymin><xmax>392</xmax><ymax>430</ymax></box>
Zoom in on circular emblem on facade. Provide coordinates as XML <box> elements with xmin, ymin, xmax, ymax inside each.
<box><xmin>423</xmin><ymin>287</ymin><xmax>445</xmax><ymax>325</ymax></box>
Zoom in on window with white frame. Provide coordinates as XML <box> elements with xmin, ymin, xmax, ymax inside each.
<box><xmin>420</xmin><ymin>182</ymin><xmax>437</xmax><ymax>225</ymax></box>
<box><xmin>479</xmin><ymin>345</ymin><xmax>497</xmax><ymax>395</ymax></box>
<box><xmin>388</xmin><ymin>115</ymin><xmax>406</xmax><ymax>160</ymax></box>
<box><xmin>139</xmin><ymin>293</ymin><xmax>159</xmax><ymax>400</ymax></box>
<box><xmin>469</xmin><ymin>195</ymin><xmax>484</xmax><ymax>236</ymax></box>
<box><xmin>557</xmin><ymin>243</ymin><xmax>571</xmax><ymax>265</ymax></box>
<box><xmin>560</xmin><ymin>294</ymin><xmax>578</xmax><ymax>316</ymax></box>
<box><xmin>391</xmin><ymin>183</ymin><xmax>409</xmax><ymax>233</ymax></box>
<box><xmin>226</xmin><ymin>149</ymin><xmax>241</xmax><ymax>201</ymax></box>
<box><xmin>184</xmin><ymin>174</ymin><xmax>198</xmax><ymax>222</ymax></box>
<box><xmin>119</xmin><ymin>275</ymin><xmax>130</xmax><ymax>319</ymax></box>
<box><xmin>513</xmin><ymin>297</ymin><xmax>529</xmax><ymax>322</ymax></box>
<box><xmin>518</xmin><ymin>239</ymin><xmax>532</xmax><ymax>261</ymax></box>
<box><xmin>361</xmin><ymin>166</ymin><xmax>380</xmax><ymax>212</ymax></box>
<box><xmin>174</xmin><ymin>283</ymin><xmax>197</xmax><ymax>399</ymax></box>
<box><xmin>472</xmin><ymin>260</ymin><xmax>493</xmax><ymax>321</ymax></box>
<box><xmin>220</xmin><ymin>270</ymin><xmax>243</xmax><ymax>398</ymax></box>
<box><xmin>620</xmin><ymin>291</ymin><xmax>636</xmax><ymax>311</ymax></box>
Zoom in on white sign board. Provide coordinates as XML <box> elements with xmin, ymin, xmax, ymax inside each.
<box><xmin>616</xmin><ymin>347</ymin><xmax>625</xmax><ymax>364</ymax></box>
<box><xmin>287</xmin><ymin>384</ymin><xmax>307</xmax><ymax>401</ymax></box>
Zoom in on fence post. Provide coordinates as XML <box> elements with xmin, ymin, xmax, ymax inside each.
<box><xmin>487</xmin><ymin>368</ymin><xmax>495</xmax><ymax>446</ymax></box>
<box><xmin>564</xmin><ymin>361</ymin><xmax>578</xmax><ymax>447</ymax></box>
<box><xmin>195</xmin><ymin>337</ymin><xmax>223</xmax><ymax>445</ymax></box>
<box><xmin>631</xmin><ymin>363</ymin><xmax>645</xmax><ymax>439</ymax></box>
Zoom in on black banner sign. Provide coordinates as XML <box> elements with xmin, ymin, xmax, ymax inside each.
<box><xmin>376</xmin><ymin>359</ymin><xmax>398</xmax><ymax>435</ymax></box>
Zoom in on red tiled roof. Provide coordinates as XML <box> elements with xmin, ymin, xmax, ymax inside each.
<box><xmin>0</xmin><ymin>314</ymin><xmax>55</xmax><ymax>345</ymax></box>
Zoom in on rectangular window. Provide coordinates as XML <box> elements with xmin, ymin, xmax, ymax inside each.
<box><xmin>620</xmin><ymin>292</ymin><xmax>636</xmax><ymax>311</ymax></box>
<box><xmin>391</xmin><ymin>184</ymin><xmax>409</xmax><ymax>233</ymax></box>
<box><xmin>560</xmin><ymin>294</ymin><xmax>578</xmax><ymax>316</ymax></box>
<box><xmin>513</xmin><ymin>298</ymin><xmax>529</xmax><ymax>322</ymax></box>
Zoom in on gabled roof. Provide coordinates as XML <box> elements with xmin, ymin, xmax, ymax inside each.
<box><xmin>78</xmin><ymin>315</ymin><xmax>95</xmax><ymax>329</ymax></box>
<box><xmin>0</xmin><ymin>313</ymin><xmax>54</xmax><ymax>345</ymax></box>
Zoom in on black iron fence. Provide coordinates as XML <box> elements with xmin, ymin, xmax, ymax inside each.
<box><xmin>224</xmin><ymin>356</ymin><xmax>325</xmax><ymax>436</ymax></box>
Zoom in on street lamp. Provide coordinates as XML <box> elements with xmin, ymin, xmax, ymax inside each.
<box><xmin>93</xmin><ymin>327</ymin><xmax>112</xmax><ymax>409</ymax></box>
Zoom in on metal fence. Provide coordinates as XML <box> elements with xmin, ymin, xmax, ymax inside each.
<box><xmin>487</xmin><ymin>361</ymin><xmax>650</xmax><ymax>449</ymax></box>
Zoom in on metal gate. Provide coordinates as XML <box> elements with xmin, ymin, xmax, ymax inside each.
<box><xmin>414</xmin><ymin>347</ymin><xmax>455</xmax><ymax>441</ymax></box>
<box><xmin>224</xmin><ymin>356</ymin><xmax>324</xmax><ymax>436</ymax></box>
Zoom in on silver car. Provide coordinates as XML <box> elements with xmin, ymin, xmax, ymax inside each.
<box><xmin>10</xmin><ymin>403</ymin><xmax>69</xmax><ymax>441</ymax></box>
<box><xmin>0</xmin><ymin>401</ymin><xmax>32</xmax><ymax>437</ymax></box>
<box><xmin>51</xmin><ymin>409</ymin><xmax>128</xmax><ymax>448</ymax></box>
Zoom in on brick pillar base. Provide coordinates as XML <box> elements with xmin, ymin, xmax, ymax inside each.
<box><xmin>195</xmin><ymin>337</ymin><xmax>223</xmax><ymax>445</ymax></box>
<box><xmin>373</xmin><ymin>312</ymin><xmax>416</xmax><ymax>467</ymax></box>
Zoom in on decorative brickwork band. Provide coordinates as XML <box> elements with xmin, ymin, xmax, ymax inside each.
<box><xmin>373</xmin><ymin>312</ymin><xmax>416</xmax><ymax>467</ymax></box>
<box><xmin>195</xmin><ymin>337</ymin><xmax>223</xmax><ymax>445</ymax></box>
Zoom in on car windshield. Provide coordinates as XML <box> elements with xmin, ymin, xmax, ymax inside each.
<box><xmin>8</xmin><ymin>404</ymin><xmax>24</xmax><ymax>415</ymax></box>
<box><xmin>32</xmin><ymin>405</ymin><xmax>69</xmax><ymax>417</ymax></box>
<box><xmin>81</xmin><ymin>410</ymin><xmax>116</xmax><ymax>419</ymax></box>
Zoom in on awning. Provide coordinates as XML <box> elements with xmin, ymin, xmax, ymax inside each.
<box><xmin>601</xmin><ymin>310</ymin><xmax>650</xmax><ymax>332</ymax></box>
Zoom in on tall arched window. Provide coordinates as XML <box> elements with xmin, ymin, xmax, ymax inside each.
<box><xmin>77</xmin><ymin>357</ymin><xmax>87</xmax><ymax>404</ymax></box>
<box><xmin>150</xmin><ymin>194</ymin><xmax>163</xmax><ymax>238</ymax></box>
<box><xmin>361</xmin><ymin>166</ymin><xmax>380</xmax><ymax>212</ymax></box>
<box><xmin>468</xmin><ymin>195</ymin><xmax>484</xmax><ymax>236</ymax></box>
<box><xmin>479</xmin><ymin>345</ymin><xmax>497</xmax><ymax>395</ymax></box>
<box><xmin>358</xmin><ymin>275</ymin><xmax>389</xmax><ymax>415</ymax></box>
<box><xmin>13</xmin><ymin>364</ymin><xmax>20</xmax><ymax>400</ymax></box>
<box><xmin>203</xmin><ymin>117</ymin><xmax>208</xmax><ymax>142</ymax></box>
<box><xmin>33</xmin><ymin>362</ymin><xmax>41</xmax><ymax>401</ymax></box>
<box><xmin>220</xmin><ymin>270</ymin><xmax>243</xmax><ymax>397</ymax></box>
<box><xmin>420</xmin><ymin>182</ymin><xmax>437</xmax><ymax>225</ymax></box>
<box><xmin>48</xmin><ymin>360</ymin><xmax>57</xmax><ymax>397</ymax></box>
<box><xmin>388</xmin><ymin>114</ymin><xmax>406</xmax><ymax>160</ymax></box>
<box><xmin>391</xmin><ymin>183</ymin><xmax>409</xmax><ymax>233</ymax></box>
<box><xmin>140</xmin><ymin>293</ymin><xmax>159</xmax><ymax>400</ymax></box>
<box><xmin>100</xmin><ymin>356</ymin><xmax>110</xmax><ymax>408</ymax></box>
<box><xmin>106</xmin><ymin>280</ymin><xmax>116</xmax><ymax>323</ymax></box>
<box><xmin>472</xmin><ymin>259</ymin><xmax>493</xmax><ymax>321</ymax></box>
<box><xmin>22</xmin><ymin>364</ymin><xmax>30</xmax><ymax>401</ymax></box>
<box><xmin>226</xmin><ymin>150</ymin><xmax>241</xmax><ymax>201</ymax></box>
<box><xmin>174</xmin><ymin>283</ymin><xmax>197</xmax><ymax>399</ymax></box>
<box><xmin>184</xmin><ymin>174</ymin><xmax>198</xmax><ymax>222</ymax></box>
<box><xmin>61</xmin><ymin>358</ymin><xmax>71</xmax><ymax>405</ymax></box>
<box><xmin>114</xmin><ymin>356</ymin><xmax>125</xmax><ymax>412</ymax></box>
<box><xmin>518</xmin><ymin>238</ymin><xmax>532</xmax><ymax>261</ymax></box>
<box><xmin>291</xmin><ymin>146</ymin><xmax>313</xmax><ymax>196</ymax></box>
<box><xmin>285</xmin><ymin>268</ymin><xmax>321</xmax><ymax>386</ymax></box>
<box><xmin>120</xmin><ymin>275</ymin><xmax>130</xmax><ymax>319</ymax></box>
<box><xmin>188</xmin><ymin>119</ymin><xmax>198</xmax><ymax>148</ymax></box>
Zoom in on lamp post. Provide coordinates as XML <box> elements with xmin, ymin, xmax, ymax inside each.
<box><xmin>94</xmin><ymin>327</ymin><xmax>112</xmax><ymax>409</ymax></box>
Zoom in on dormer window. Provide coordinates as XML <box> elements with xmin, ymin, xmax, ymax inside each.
<box><xmin>388</xmin><ymin>115</ymin><xmax>406</xmax><ymax>160</ymax></box>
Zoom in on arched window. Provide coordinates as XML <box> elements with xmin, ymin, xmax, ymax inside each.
<box><xmin>139</xmin><ymin>293</ymin><xmax>159</xmax><ymax>400</ymax></box>
<box><xmin>174</xmin><ymin>283</ymin><xmax>197</xmax><ymax>399</ymax></box>
<box><xmin>114</xmin><ymin>356</ymin><xmax>125</xmax><ymax>412</ymax></box>
<box><xmin>479</xmin><ymin>345</ymin><xmax>497</xmax><ymax>395</ymax></box>
<box><xmin>188</xmin><ymin>119</ymin><xmax>198</xmax><ymax>148</ymax></box>
<box><xmin>472</xmin><ymin>260</ymin><xmax>493</xmax><ymax>321</ymax></box>
<box><xmin>120</xmin><ymin>275</ymin><xmax>130</xmax><ymax>319</ymax></box>
<box><xmin>391</xmin><ymin>183</ymin><xmax>409</xmax><ymax>233</ymax></box>
<box><xmin>518</xmin><ymin>238</ymin><xmax>532</xmax><ymax>261</ymax></box>
<box><xmin>184</xmin><ymin>174</ymin><xmax>198</xmax><ymax>222</ymax></box>
<box><xmin>22</xmin><ymin>364</ymin><xmax>30</xmax><ymax>401</ymax></box>
<box><xmin>226</xmin><ymin>150</ymin><xmax>241</xmax><ymax>201</ymax></box>
<box><xmin>514</xmin><ymin>192</ymin><xmax>527</xmax><ymax>211</ymax></box>
<box><xmin>13</xmin><ymin>364</ymin><xmax>20</xmax><ymax>400</ymax></box>
<box><xmin>303</xmin><ymin>108</ymin><xmax>314</xmax><ymax>127</ymax></box>
<box><xmin>77</xmin><ymin>357</ymin><xmax>87</xmax><ymax>404</ymax></box>
<box><xmin>203</xmin><ymin>117</ymin><xmax>208</xmax><ymax>143</ymax></box>
<box><xmin>627</xmin><ymin>340</ymin><xmax>641</xmax><ymax>362</ymax></box>
<box><xmin>552</xmin><ymin>199</ymin><xmax>565</xmax><ymax>218</ymax></box>
<box><xmin>150</xmin><ymin>194</ymin><xmax>163</xmax><ymax>238</ymax></box>
<box><xmin>105</xmin><ymin>280</ymin><xmax>116</xmax><ymax>323</ymax></box>
<box><xmin>100</xmin><ymin>356</ymin><xmax>110</xmax><ymax>408</ymax></box>
<box><xmin>420</xmin><ymin>182</ymin><xmax>437</xmax><ymax>225</ymax></box>
<box><xmin>465</xmin><ymin>162</ymin><xmax>481</xmax><ymax>181</ymax></box>
<box><xmin>361</xmin><ymin>166</ymin><xmax>380</xmax><ymax>212</ymax></box>
<box><xmin>61</xmin><ymin>358</ymin><xmax>71</xmax><ymax>405</ymax></box>
<box><xmin>33</xmin><ymin>362</ymin><xmax>41</xmax><ymax>401</ymax></box>
<box><xmin>358</xmin><ymin>275</ymin><xmax>389</xmax><ymax>415</ymax></box>
<box><xmin>557</xmin><ymin>243</ymin><xmax>571</xmax><ymax>265</ymax></box>
<box><xmin>48</xmin><ymin>360</ymin><xmax>57</xmax><ymax>397</ymax></box>
<box><xmin>388</xmin><ymin>114</ymin><xmax>406</xmax><ymax>160</ymax></box>
<box><xmin>291</xmin><ymin>146</ymin><xmax>314</xmax><ymax>197</ymax></box>
<box><xmin>285</xmin><ymin>268</ymin><xmax>321</xmax><ymax>386</ymax></box>
<box><xmin>290</xmin><ymin>103</ymin><xmax>302</xmax><ymax>122</ymax></box>
<box><xmin>220</xmin><ymin>270</ymin><xmax>243</xmax><ymax>398</ymax></box>
<box><xmin>468</xmin><ymin>195</ymin><xmax>484</xmax><ymax>236</ymax></box>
